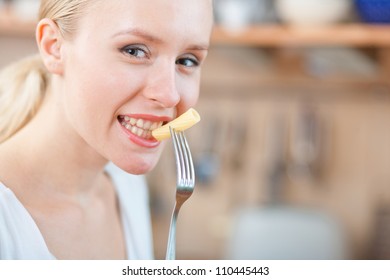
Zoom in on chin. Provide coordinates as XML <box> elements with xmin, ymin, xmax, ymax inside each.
<box><xmin>113</xmin><ymin>155</ymin><xmax>160</xmax><ymax>175</ymax></box>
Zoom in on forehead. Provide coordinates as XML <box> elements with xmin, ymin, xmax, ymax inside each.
<box><xmin>78</xmin><ymin>0</ymin><xmax>213</xmax><ymax>45</ymax></box>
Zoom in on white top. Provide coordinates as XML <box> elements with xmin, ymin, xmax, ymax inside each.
<box><xmin>0</xmin><ymin>163</ymin><xmax>154</xmax><ymax>260</ymax></box>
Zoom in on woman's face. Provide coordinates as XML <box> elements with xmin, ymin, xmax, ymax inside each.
<box><xmin>59</xmin><ymin>0</ymin><xmax>213</xmax><ymax>174</ymax></box>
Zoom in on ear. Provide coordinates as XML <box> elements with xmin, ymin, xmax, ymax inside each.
<box><xmin>36</xmin><ymin>18</ymin><xmax>64</xmax><ymax>75</ymax></box>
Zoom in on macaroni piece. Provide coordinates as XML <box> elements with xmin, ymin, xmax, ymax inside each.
<box><xmin>152</xmin><ymin>108</ymin><xmax>201</xmax><ymax>141</ymax></box>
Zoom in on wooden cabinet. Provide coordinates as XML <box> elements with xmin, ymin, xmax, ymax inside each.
<box><xmin>211</xmin><ymin>24</ymin><xmax>390</xmax><ymax>47</ymax></box>
<box><xmin>210</xmin><ymin>24</ymin><xmax>390</xmax><ymax>88</ymax></box>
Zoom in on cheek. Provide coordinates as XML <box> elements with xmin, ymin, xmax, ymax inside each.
<box><xmin>66</xmin><ymin>64</ymin><xmax>138</xmax><ymax>121</ymax></box>
<box><xmin>64</xmin><ymin>44</ymin><xmax>133</xmax><ymax>115</ymax></box>
<box><xmin>61</xmin><ymin>63</ymin><xmax>128</xmax><ymax>152</ymax></box>
<box><xmin>66</xmin><ymin>73</ymin><xmax>112</xmax><ymax>125</ymax></box>
<box><xmin>177</xmin><ymin>76</ymin><xmax>201</xmax><ymax>115</ymax></box>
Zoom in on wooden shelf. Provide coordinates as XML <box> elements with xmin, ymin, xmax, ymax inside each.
<box><xmin>211</xmin><ymin>24</ymin><xmax>390</xmax><ymax>47</ymax></box>
<box><xmin>2</xmin><ymin>8</ymin><xmax>390</xmax><ymax>48</ymax></box>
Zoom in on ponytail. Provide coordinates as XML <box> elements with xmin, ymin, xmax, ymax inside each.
<box><xmin>1</xmin><ymin>0</ymin><xmax>96</xmax><ymax>144</ymax></box>
<box><xmin>0</xmin><ymin>55</ymin><xmax>49</xmax><ymax>143</ymax></box>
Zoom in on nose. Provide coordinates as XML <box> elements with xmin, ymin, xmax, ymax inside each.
<box><xmin>143</xmin><ymin>62</ymin><xmax>180</xmax><ymax>108</ymax></box>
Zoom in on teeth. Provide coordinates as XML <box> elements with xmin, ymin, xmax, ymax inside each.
<box><xmin>150</xmin><ymin>122</ymin><xmax>158</xmax><ymax>130</ymax></box>
<box><xmin>131</xmin><ymin>126</ymin><xmax>138</xmax><ymax>135</ymax></box>
<box><xmin>120</xmin><ymin>115</ymin><xmax>164</xmax><ymax>139</ymax></box>
<box><xmin>144</xmin><ymin>121</ymin><xmax>152</xmax><ymax>130</ymax></box>
<box><xmin>136</xmin><ymin>119</ymin><xmax>144</xmax><ymax>128</ymax></box>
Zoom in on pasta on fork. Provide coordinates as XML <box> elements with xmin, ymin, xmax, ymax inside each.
<box><xmin>152</xmin><ymin>108</ymin><xmax>201</xmax><ymax>141</ymax></box>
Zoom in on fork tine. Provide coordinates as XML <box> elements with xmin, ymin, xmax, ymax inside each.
<box><xmin>179</xmin><ymin>131</ymin><xmax>195</xmax><ymax>185</ymax></box>
<box><xmin>178</xmin><ymin>131</ymin><xmax>190</xmax><ymax>182</ymax></box>
<box><xmin>170</xmin><ymin>127</ymin><xmax>183</xmax><ymax>183</ymax></box>
<box><xmin>184</xmin><ymin>133</ymin><xmax>195</xmax><ymax>182</ymax></box>
<box><xmin>170</xmin><ymin>127</ymin><xmax>195</xmax><ymax>185</ymax></box>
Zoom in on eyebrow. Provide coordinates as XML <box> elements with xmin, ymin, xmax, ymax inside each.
<box><xmin>112</xmin><ymin>27</ymin><xmax>209</xmax><ymax>51</ymax></box>
<box><xmin>112</xmin><ymin>27</ymin><xmax>163</xmax><ymax>43</ymax></box>
<box><xmin>187</xmin><ymin>44</ymin><xmax>209</xmax><ymax>51</ymax></box>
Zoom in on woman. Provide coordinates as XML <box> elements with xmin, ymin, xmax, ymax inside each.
<box><xmin>0</xmin><ymin>0</ymin><xmax>213</xmax><ymax>259</ymax></box>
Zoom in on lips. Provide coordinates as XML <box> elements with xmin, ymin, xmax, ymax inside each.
<box><xmin>118</xmin><ymin>115</ymin><xmax>164</xmax><ymax>140</ymax></box>
<box><xmin>117</xmin><ymin>114</ymin><xmax>171</xmax><ymax>148</ymax></box>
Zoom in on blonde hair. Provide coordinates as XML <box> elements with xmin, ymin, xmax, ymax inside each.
<box><xmin>0</xmin><ymin>0</ymin><xmax>91</xmax><ymax>143</ymax></box>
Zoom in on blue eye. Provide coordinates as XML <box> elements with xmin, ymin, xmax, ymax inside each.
<box><xmin>176</xmin><ymin>57</ymin><xmax>199</xmax><ymax>67</ymax></box>
<box><xmin>121</xmin><ymin>45</ymin><xmax>149</xmax><ymax>59</ymax></box>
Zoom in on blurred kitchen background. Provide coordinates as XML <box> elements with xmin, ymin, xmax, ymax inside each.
<box><xmin>2</xmin><ymin>0</ymin><xmax>390</xmax><ymax>260</ymax></box>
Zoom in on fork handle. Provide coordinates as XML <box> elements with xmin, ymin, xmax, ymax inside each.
<box><xmin>166</xmin><ymin>208</ymin><xmax>179</xmax><ymax>260</ymax></box>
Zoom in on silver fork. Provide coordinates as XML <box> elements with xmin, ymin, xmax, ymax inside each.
<box><xmin>166</xmin><ymin>127</ymin><xmax>196</xmax><ymax>260</ymax></box>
